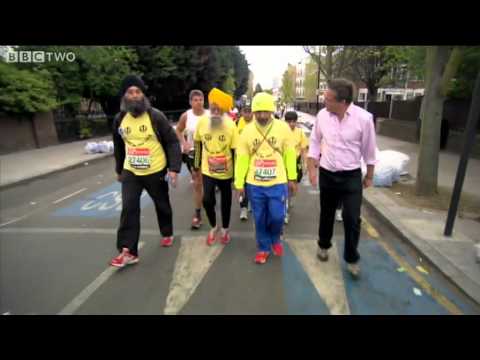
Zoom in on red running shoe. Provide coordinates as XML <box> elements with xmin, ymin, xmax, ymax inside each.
<box><xmin>254</xmin><ymin>252</ymin><xmax>269</xmax><ymax>264</ymax></box>
<box><xmin>220</xmin><ymin>230</ymin><xmax>231</xmax><ymax>245</ymax></box>
<box><xmin>206</xmin><ymin>228</ymin><xmax>217</xmax><ymax>246</ymax></box>
<box><xmin>161</xmin><ymin>236</ymin><xmax>174</xmax><ymax>247</ymax></box>
<box><xmin>110</xmin><ymin>248</ymin><xmax>139</xmax><ymax>268</ymax></box>
<box><xmin>191</xmin><ymin>216</ymin><xmax>202</xmax><ymax>230</ymax></box>
<box><xmin>272</xmin><ymin>243</ymin><xmax>284</xmax><ymax>257</ymax></box>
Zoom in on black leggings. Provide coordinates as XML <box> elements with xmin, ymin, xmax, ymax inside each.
<box><xmin>202</xmin><ymin>175</ymin><xmax>232</xmax><ymax>229</ymax></box>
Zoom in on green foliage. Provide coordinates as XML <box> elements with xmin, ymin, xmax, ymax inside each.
<box><xmin>0</xmin><ymin>62</ymin><xmax>58</xmax><ymax>115</ymax></box>
<box><xmin>448</xmin><ymin>46</ymin><xmax>480</xmax><ymax>99</ymax></box>
<box><xmin>280</xmin><ymin>65</ymin><xmax>295</xmax><ymax>104</ymax></box>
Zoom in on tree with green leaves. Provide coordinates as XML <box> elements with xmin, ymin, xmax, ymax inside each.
<box><xmin>0</xmin><ymin>62</ymin><xmax>58</xmax><ymax>115</ymax></box>
<box><xmin>280</xmin><ymin>64</ymin><xmax>295</xmax><ymax>105</ymax></box>
<box><xmin>303</xmin><ymin>46</ymin><xmax>357</xmax><ymax>81</ymax></box>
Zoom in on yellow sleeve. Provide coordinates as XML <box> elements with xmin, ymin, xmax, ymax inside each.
<box><xmin>234</xmin><ymin>131</ymin><xmax>250</xmax><ymax>190</ymax></box>
<box><xmin>282</xmin><ymin>125</ymin><xmax>297</xmax><ymax>181</ymax></box>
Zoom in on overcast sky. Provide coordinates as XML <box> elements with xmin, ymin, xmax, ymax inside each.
<box><xmin>239</xmin><ymin>46</ymin><xmax>308</xmax><ymax>89</ymax></box>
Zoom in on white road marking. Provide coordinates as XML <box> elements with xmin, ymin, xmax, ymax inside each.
<box><xmin>3</xmin><ymin>312</ymin><xmax>11</xmax><ymax>315</ymax></box>
<box><xmin>58</xmin><ymin>241</ymin><xmax>145</xmax><ymax>315</ymax></box>
<box><xmin>285</xmin><ymin>238</ymin><xmax>351</xmax><ymax>315</ymax></box>
<box><xmin>52</xmin><ymin>188</ymin><xmax>88</xmax><ymax>204</ymax></box>
<box><xmin>0</xmin><ymin>215</ymin><xmax>28</xmax><ymax>228</ymax></box>
<box><xmin>164</xmin><ymin>236</ymin><xmax>225</xmax><ymax>315</ymax></box>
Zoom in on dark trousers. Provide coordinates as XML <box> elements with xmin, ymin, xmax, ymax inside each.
<box><xmin>240</xmin><ymin>190</ymin><xmax>249</xmax><ymax>208</ymax></box>
<box><xmin>202</xmin><ymin>175</ymin><xmax>232</xmax><ymax>229</ymax></box>
<box><xmin>117</xmin><ymin>169</ymin><xmax>173</xmax><ymax>256</ymax></box>
<box><xmin>318</xmin><ymin>167</ymin><xmax>362</xmax><ymax>264</ymax></box>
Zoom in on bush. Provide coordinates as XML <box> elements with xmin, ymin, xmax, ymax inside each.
<box><xmin>0</xmin><ymin>62</ymin><xmax>58</xmax><ymax>115</ymax></box>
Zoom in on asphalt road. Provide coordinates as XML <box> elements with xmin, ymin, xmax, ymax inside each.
<box><xmin>1</xmin><ymin>157</ymin><xmax>479</xmax><ymax>315</ymax></box>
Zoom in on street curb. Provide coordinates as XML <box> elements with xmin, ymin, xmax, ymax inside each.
<box><xmin>0</xmin><ymin>153</ymin><xmax>113</xmax><ymax>191</ymax></box>
<box><xmin>363</xmin><ymin>188</ymin><xmax>480</xmax><ymax>306</ymax></box>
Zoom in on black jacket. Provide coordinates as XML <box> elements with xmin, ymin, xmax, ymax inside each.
<box><xmin>112</xmin><ymin>108</ymin><xmax>182</xmax><ymax>175</ymax></box>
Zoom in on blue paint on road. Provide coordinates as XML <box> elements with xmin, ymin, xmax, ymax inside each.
<box><xmin>282</xmin><ymin>242</ymin><xmax>330</xmax><ymax>315</ymax></box>
<box><xmin>52</xmin><ymin>182</ymin><xmax>152</xmax><ymax>218</ymax></box>
<box><xmin>338</xmin><ymin>239</ymin><xmax>450</xmax><ymax>315</ymax></box>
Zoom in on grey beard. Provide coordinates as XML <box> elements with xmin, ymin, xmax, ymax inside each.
<box><xmin>120</xmin><ymin>96</ymin><xmax>151</xmax><ymax>117</ymax></box>
<box><xmin>210</xmin><ymin>116</ymin><xmax>223</xmax><ymax>129</ymax></box>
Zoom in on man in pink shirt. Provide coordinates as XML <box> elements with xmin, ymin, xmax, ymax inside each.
<box><xmin>307</xmin><ymin>79</ymin><xmax>377</xmax><ymax>278</ymax></box>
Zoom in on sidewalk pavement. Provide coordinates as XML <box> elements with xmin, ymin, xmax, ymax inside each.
<box><xmin>0</xmin><ymin>136</ymin><xmax>113</xmax><ymax>189</ymax></box>
<box><xmin>297</xmin><ymin>110</ymin><xmax>480</xmax><ymax>304</ymax></box>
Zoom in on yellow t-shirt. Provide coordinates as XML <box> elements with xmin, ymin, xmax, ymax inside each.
<box><xmin>120</xmin><ymin>112</ymin><xmax>167</xmax><ymax>176</ymax></box>
<box><xmin>194</xmin><ymin>115</ymin><xmax>239</xmax><ymax>180</ymax></box>
<box><xmin>237</xmin><ymin>116</ymin><xmax>254</xmax><ymax>134</ymax></box>
<box><xmin>290</xmin><ymin>126</ymin><xmax>309</xmax><ymax>157</ymax></box>
<box><xmin>237</xmin><ymin>119</ymin><xmax>295</xmax><ymax>187</ymax></box>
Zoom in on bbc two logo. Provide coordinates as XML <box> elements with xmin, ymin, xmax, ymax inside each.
<box><xmin>3</xmin><ymin>51</ymin><xmax>76</xmax><ymax>63</ymax></box>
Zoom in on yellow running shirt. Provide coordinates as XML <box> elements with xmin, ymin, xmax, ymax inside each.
<box><xmin>236</xmin><ymin>118</ymin><xmax>296</xmax><ymax>187</ymax></box>
<box><xmin>194</xmin><ymin>115</ymin><xmax>239</xmax><ymax>180</ymax></box>
<box><xmin>237</xmin><ymin>116</ymin><xmax>254</xmax><ymax>134</ymax></box>
<box><xmin>291</xmin><ymin>126</ymin><xmax>309</xmax><ymax>157</ymax></box>
<box><xmin>120</xmin><ymin>112</ymin><xmax>167</xmax><ymax>176</ymax></box>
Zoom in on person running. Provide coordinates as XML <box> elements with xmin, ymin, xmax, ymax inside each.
<box><xmin>235</xmin><ymin>92</ymin><xmax>298</xmax><ymax>265</ymax></box>
<box><xmin>193</xmin><ymin>88</ymin><xmax>238</xmax><ymax>246</ymax></box>
<box><xmin>175</xmin><ymin>90</ymin><xmax>210</xmax><ymax>230</ymax></box>
<box><xmin>236</xmin><ymin>102</ymin><xmax>254</xmax><ymax>221</ymax></box>
<box><xmin>284</xmin><ymin>110</ymin><xmax>309</xmax><ymax>225</ymax></box>
<box><xmin>110</xmin><ymin>75</ymin><xmax>182</xmax><ymax>267</ymax></box>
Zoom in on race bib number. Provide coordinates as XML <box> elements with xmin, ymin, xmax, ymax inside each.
<box><xmin>254</xmin><ymin>159</ymin><xmax>277</xmax><ymax>181</ymax></box>
<box><xmin>127</xmin><ymin>148</ymin><xmax>151</xmax><ymax>169</ymax></box>
<box><xmin>208</xmin><ymin>155</ymin><xmax>228</xmax><ymax>174</ymax></box>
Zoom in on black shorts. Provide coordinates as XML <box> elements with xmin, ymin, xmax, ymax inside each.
<box><xmin>182</xmin><ymin>151</ymin><xmax>195</xmax><ymax>174</ymax></box>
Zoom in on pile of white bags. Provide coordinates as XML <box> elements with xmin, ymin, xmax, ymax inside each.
<box><xmin>362</xmin><ymin>149</ymin><xmax>410</xmax><ymax>187</ymax></box>
<box><xmin>85</xmin><ymin>141</ymin><xmax>114</xmax><ymax>154</ymax></box>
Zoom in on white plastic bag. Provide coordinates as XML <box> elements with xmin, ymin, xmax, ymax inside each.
<box><xmin>84</xmin><ymin>142</ymin><xmax>99</xmax><ymax>154</ymax></box>
<box><xmin>378</xmin><ymin>150</ymin><xmax>410</xmax><ymax>176</ymax></box>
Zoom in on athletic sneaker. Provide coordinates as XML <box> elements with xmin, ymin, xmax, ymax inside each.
<box><xmin>254</xmin><ymin>252</ymin><xmax>269</xmax><ymax>264</ymax></box>
<box><xmin>272</xmin><ymin>243</ymin><xmax>284</xmax><ymax>257</ymax></box>
<box><xmin>335</xmin><ymin>209</ymin><xmax>343</xmax><ymax>222</ymax></box>
<box><xmin>191</xmin><ymin>216</ymin><xmax>202</xmax><ymax>230</ymax></box>
<box><xmin>240</xmin><ymin>207</ymin><xmax>248</xmax><ymax>221</ymax></box>
<box><xmin>220</xmin><ymin>229</ymin><xmax>231</xmax><ymax>245</ymax></box>
<box><xmin>110</xmin><ymin>248</ymin><xmax>139</xmax><ymax>268</ymax></box>
<box><xmin>206</xmin><ymin>228</ymin><xmax>218</xmax><ymax>246</ymax></box>
<box><xmin>161</xmin><ymin>236</ymin><xmax>174</xmax><ymax>247</ymax></box>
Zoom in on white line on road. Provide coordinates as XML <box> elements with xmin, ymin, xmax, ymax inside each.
<box><xmin>52</xmin><ymin>188</ymin><xmax>88</xmax><ymax>204</ymax></box>
<box><xmin>58</xmin><ymin>241</ymin><xmax>146</xmax><ymax>315</ymax></box>
<box><xmin>0</xmin><ymin>215</ymin><xmax>28</xmax><ymax>228</ymax></box>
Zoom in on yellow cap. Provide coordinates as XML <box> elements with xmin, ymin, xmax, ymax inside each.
<box><xmin>252</xmin><ymin>92</ymin><xmax>275</xmax><ymax>112</ymax></box>
<box><xmin>208</xmin><ymin>88</ymin><xmax>233</xmax><ymax>112</ymax></box>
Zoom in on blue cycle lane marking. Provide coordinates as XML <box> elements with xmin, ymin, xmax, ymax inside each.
<box><xmin>338</xmin><ymin>238</ymin><xmax>450</xmax><ymax>315</ymax></box>
<box><xmin>282</xmin><ymin>243</ymin><xmax>330</xmax><ymax>315</ymax></box>
<box><xmin>51</xmin><ymin>165</ymin><xmax>190</xmax><ymax>219</ymax></box>
<box><xmin>52</xmin><ymin>182</ymin><xmax>152</xmax><ymax>219</ymax></box>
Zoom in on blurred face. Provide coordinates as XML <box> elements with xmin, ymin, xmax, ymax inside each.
<box><xmin>209</xmin><ymin>103</ymin><xmax>225</xmax><ymax>128</ymax></box>
<box><xmin>125</xmin><ymin>86</ymin><xmax>144</xmax><ymax>102</ymax></box>
<box><xmin>324</xmin><ymin>89</ymin><xmax>344</xmax><ymax>114</ymax></box>
<box><xmin>190</xmin><ymin>95</ymin><xmax>204</xmax><ymax>112</ymax></box>
<box><xmin>254</xmin><ymin>111</ymin><xmax>272</xmax><ymax>127</ymax></box>
<box><xmin>124</xmin><ymin>86</ymin><xmax>146</xmax><ymax>116</ymax></box>
<box><xmin>241</xmin><ymin>108</ymin><xmax>253</xmax><ymax>121</ymax></box>
<box><xmin>286</xmin><ymin>119</ymin><xmax>297</xmax><ymax>130</ymax></box>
